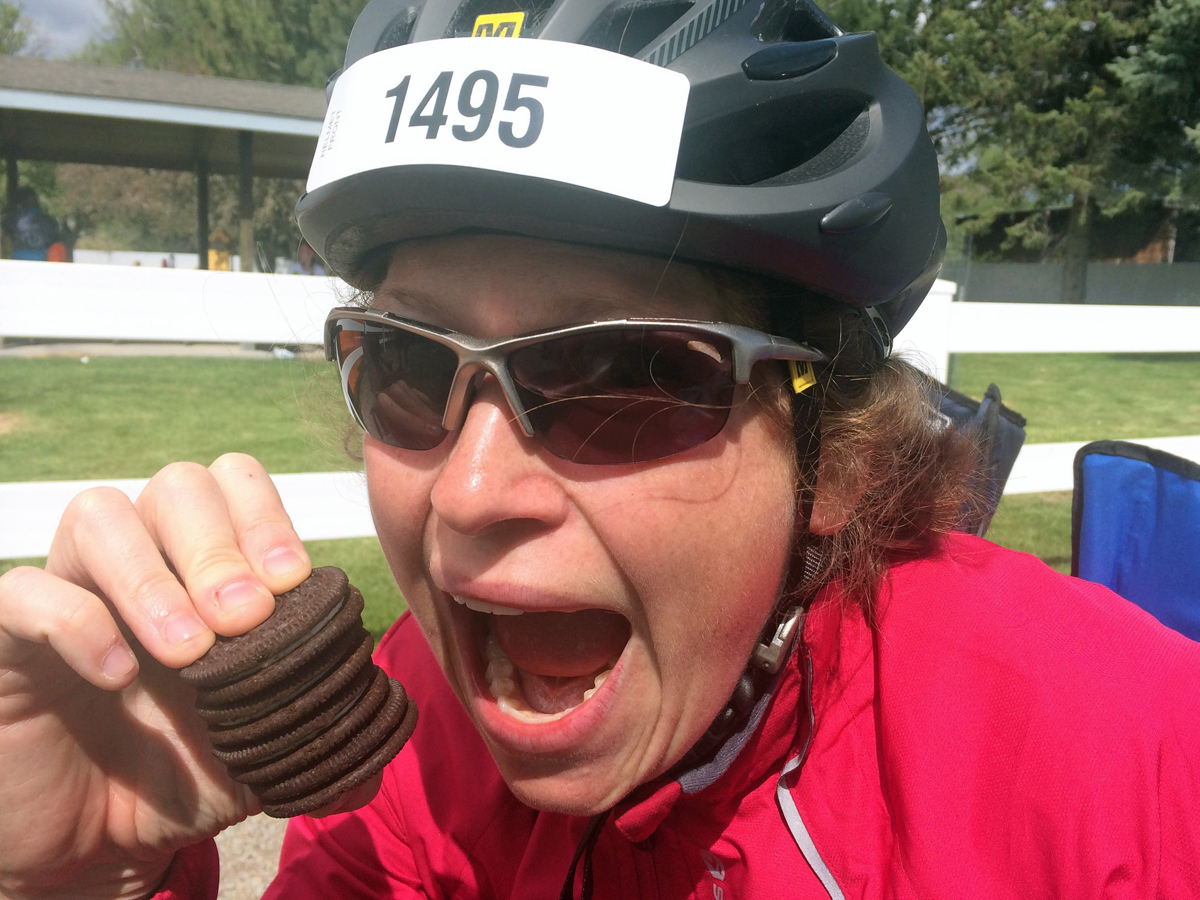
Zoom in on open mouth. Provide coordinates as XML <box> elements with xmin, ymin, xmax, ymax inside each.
<box><xmin>453</xmin><ymin>596</ymin><xmax>632</xmax><ymax>723</ymax></box>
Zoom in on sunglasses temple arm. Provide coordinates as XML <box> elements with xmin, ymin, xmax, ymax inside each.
<box><xmin>738</xmin><ymin>338</ymin><xmax>826</xmax><ymax>382</ymax></box>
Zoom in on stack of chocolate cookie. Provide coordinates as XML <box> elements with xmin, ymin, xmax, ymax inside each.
<box><xmin>181</xmin><ymin>566</ymin><xmax>417</xmax><ymax>817</ymax></box>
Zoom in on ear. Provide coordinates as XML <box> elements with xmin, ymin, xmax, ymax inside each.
<box><xmin>806</xmin><ymin>456</ymin><xmax>867</xmax><ymax>536</ymax></box>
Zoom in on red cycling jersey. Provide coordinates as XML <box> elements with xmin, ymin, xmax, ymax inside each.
<box><xmin>158</xmin><ymin>534</ymin><xmax>1200</xmax><ymax>898</ymax></box>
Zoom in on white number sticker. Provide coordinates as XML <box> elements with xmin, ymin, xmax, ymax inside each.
<box><xmin>307</xmin><ymin>39</ymin><xmax>691</xmax><ymax>207</ymax></box>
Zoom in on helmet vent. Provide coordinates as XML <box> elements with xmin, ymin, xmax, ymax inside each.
<box><xmin>757</xmin><ymin>108</ymin><xmax>869</xmax><ymax>185</ymax></box>
<box><xmin>374</xmin><ymin>7</ymin><xmax>420</xmax><ymax>51</ymax></box>
<box><xmin>676</xmin><ymin>97</ymin><xmax>866</xmax><ymax>185</ymax></box>
<box><xmin>637</xmin><ymin>0</ymin><xmax>751</xmax><ymax>67</ymax></box>
<box><xmin>752</xmin><ymin>0</ymin><xmax>842</xmax><ymax>43</ymax></box>
<box><xmin>580</xmin><ymin>0</ymin><xmax>696</xmax><ymax>58</ymax></box>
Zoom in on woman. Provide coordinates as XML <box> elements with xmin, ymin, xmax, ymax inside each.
<box><xmin>2</xmin><ymin>0</ymin><xmax>1198</xmax><ymax>897</ymax></box>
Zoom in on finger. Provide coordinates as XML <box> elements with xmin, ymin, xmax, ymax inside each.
<box><xmin>46</xmin><ymin>486</ymin><xmax>215</xmax><ymax>668</ymax></box>
<box><xmin>208</xmin><ymin>453</ymin><xmax>311</xmax><ymax>596</ymax></box>
<box><xmin>0</xmin><ymin>566</ymin><xmax>139</xmax><ymax>690</ymax></box>
<box><xmin>135</xmin><ymin>462</ymin><xmax>276</xmax><ymax>638</ymax></box>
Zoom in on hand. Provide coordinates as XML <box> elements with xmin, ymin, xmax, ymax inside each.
<box><xmin>0</xmin><ymin>454</ymin><xmax>312</xmax><ymax>900</ymax></box>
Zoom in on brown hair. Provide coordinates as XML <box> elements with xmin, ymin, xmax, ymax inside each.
<box><xmin>708</xmin><ymin>270</ymin><xmax>984</xmax><ymax>623</ymax></box>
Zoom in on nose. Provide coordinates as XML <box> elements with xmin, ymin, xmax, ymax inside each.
<box><xmin>430</xmin><ymin>376</ymin><xmax>569</xmax><ymax>537</ymax></box>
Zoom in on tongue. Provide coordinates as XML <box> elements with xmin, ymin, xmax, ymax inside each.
<box><xmin>492</xmin><ymin>609</ymin><xmax>630</xmax><ymax>678</ymax></box>
<box><xmin>492</xmin><ymin>609</ymin><xmax>630</xmax><ymax>715</ymax></box>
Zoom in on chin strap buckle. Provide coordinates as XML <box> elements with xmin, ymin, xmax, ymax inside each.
<box><xmin>751</xmin><ymin>606</ymin><xmax>804</xmax><ymax>675</ymax></box>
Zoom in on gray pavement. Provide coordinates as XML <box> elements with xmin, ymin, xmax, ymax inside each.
<box><xmin>0</xmin><ymin>340</ymin><xmax>324</xmax><ymax>359</ymax></box>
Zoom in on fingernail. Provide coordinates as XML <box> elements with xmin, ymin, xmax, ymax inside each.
<box><xmin>163</xmin><ymin>613</ymin><xmax>205</xmax><ymax>646</ymax></box>
<box><xmin>215</xmin><ymin>579</ymin><xmax>271</xmax><ymax>613</ymax></box>
<box><xmin>101</xmin><ymin>643</ymin><xmax>137</xmax><ymax>680</ymax></box>
<box><xmin>263</xmin><ymin>546</ymin><xmax>305</xmax><ymax>578</ymax></box>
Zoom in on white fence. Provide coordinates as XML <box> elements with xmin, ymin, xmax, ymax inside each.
<box><xmin>0</xmin><ymin>260</ymin><xmax>345</xmax><ymax>345</ymax></box>
<box><xmin>2</xmin><ymin>261</ymin><xmax>1199</xmax><ymax>559</ymax></box>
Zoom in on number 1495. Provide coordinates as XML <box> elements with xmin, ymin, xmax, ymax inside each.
<box><xmin>385</xmin><ymin>70</ymin><xmax>549</xmax><ymax>148</ymax></box>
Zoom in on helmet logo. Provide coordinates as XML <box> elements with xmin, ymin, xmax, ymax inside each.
<box><xmin>472</xmin><ymin>12</ymin><xmax>525</xmax><ymax>37</ymax></box>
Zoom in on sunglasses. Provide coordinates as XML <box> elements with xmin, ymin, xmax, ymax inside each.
<box><xmin>324</xmin><ymin>307</ymin><xmax>825</xmax><ymax>465</ymax></box>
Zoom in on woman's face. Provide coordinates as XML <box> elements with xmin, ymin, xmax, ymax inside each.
<box><xmin>364</xmin><ymin>234</ymin><xmax>797</xmax><ymax>814</ymax></box>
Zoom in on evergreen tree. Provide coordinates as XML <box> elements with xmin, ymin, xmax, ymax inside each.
<box><xmin>831</xmin><ymin>0</ymin><xmax>1165</xmax><ymax>297</ymax></box>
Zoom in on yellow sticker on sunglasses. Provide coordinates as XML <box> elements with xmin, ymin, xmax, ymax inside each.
<box><xmin>789</xmin><ymin>360</ymin><xmax>817</xmax><ymax>395</ymax></box>
<box><xmin>473</xmin><ymin>11</ymin><xmax>525</xmax><ymax>37</ymax></box>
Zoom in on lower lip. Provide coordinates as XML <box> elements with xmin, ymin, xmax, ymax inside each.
<box><xmin>452</xmin><ymin>603</ymin><xmax>628</xmax><ymax>756</ymax></box>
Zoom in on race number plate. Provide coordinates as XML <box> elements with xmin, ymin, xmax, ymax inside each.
<box><xmin>307</xmin><ymin>39</ymin><xmax>691</xmax><ymax>207</ymax></box>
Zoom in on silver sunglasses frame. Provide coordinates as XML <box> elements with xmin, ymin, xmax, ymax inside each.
<box><xmin>324</xmin><ymin>306</ymin><xmax>826</xmax><ymax>440</ymax></box>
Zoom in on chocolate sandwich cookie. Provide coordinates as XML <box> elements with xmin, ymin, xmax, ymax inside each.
<box><xmin>182</xmin><ymin>567</ymin><xmax>351</xmax><ymax>690</ymax></box>
<box><xmin>181</xmin><ymin>566</ymin><xmax>417</xmax><ymax>817</ymax></box>
<box><xmin>194</xmin><ymin>587</ymin><xmax>365</xmax><ymax>706</ymax></box>
<box><xmin>194</xmin><ymin>630</ymin><xmax>375</xmax><ymax>727</ymax></box>
<box><xmin>229</xmin><ymin>667</ymin><xmax>394</xmax><ymax>785</ymax></box>
<box><xmin>208</xmin><ymin>665</ymin><xmax>376</xmax><ymax>767</ymax></box>
<box><xmin>259</xmin><ymin>679</ymin><xmax>419</xmax><ymax>818</ymax></box>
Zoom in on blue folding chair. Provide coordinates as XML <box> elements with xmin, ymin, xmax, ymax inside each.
<box><xmin>1071</xmin><ymin>441</ymin><xmax>1200</xmax><ymax>641</ymax></box>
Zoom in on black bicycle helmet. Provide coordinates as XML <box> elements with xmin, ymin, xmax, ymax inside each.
<box><xmin>296</xmin><ymin>0</ymin><xmax>945</xmax><ymax>339</ymax></box>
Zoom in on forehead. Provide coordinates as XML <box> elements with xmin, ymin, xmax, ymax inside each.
<box><xmin>371</xmin><ymin>234</ymin><xmax>724</xmax><ymax>334</ymax></box>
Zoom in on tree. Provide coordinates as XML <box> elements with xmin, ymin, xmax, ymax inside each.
<box><xmin>1</xmin><ymin>0</ymin><xmax>33</xmax><ymax>55</ymax></box>
<box><xmin>86</xmin><ymin>0</ymin><xmax>359</xmax><ymax>87</ymax></box>
<box><xmin>67</xmin><ymin>0</ymin><xmax>362</xmax><ymax>262</ymax></box>
<box><xmin>1112</xmin><ymin>0</ymin><xmax>1200</xmax><ymax>257</ymax></box>
<box><xmin>925</xmin><ymin>0</ymin><xmax>1159</xmax><ymax>299</ymax></box>
<box><xmin>828</xmin><ymin>0</ymin><xmax>1169</xmax><ymax>297</ymax></box>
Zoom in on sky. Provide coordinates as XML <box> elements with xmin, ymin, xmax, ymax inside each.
<box><xmin>19</xmin><ymin>0</ymin><xmax>109</xmax><ymax>58</ymax></box>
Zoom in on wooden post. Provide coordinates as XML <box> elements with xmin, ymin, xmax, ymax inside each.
<box><xmin>4</xmin><ymin>157</ymin><xmax>16</xmax><ymax>203</ymax></box>
<box><xmin>2</xmin><ymin>158</ymin><xmax>17</xmax><ymax>259</ymax></box>
<box><xmin>197</xmin><ymin>156</ymin><xmax>209</xmax><ymax>270</ymax></box>
<box><xmin>238</xmin><ymin>131</ymin><xmax>254</xmax><ymax>272</ymax></box>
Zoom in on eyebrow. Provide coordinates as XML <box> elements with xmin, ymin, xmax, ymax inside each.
<box><xmin>370</xmin><ymin>286</ymin><xmax>667</xmax><ymax>332</ymax></box>
<box><xmin>371</xmin><ymin>286</ymin><xmax>454</xmax><ymax>321</ymax></box>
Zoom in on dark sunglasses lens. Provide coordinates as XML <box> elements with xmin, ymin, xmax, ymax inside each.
<box><xmin>510</xmin><ymin>329</ymin><xmax>736</xmax><ymax>464</ymax></box>
<box><xmin>336</xmin><ymin>321</ymin><xmax>456</xmax><ymax>450</ymax></box>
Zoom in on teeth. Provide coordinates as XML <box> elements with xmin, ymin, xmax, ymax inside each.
<box><xmin>485</xmin><ymin>657</ymin><xmax>514</xmax><ymax>682</ymax></box>
<box><xmin>453</xmin><ymin>595</ymin><xmax>523</xmax><ymax>616</ymax></box>
<box><xmin>482</xmin><ymin>627</ymin><xmax>614</xmax><ymax>722</ymax></box>
<box><xmin>485</xmin><ymin>632</ymin><xmax>506</xmax><ymax>662</ymax></box>
<box><xmin>488</xmin><ymin>676</ymin><xmax>517</xmax><ymax>699</ymax></box>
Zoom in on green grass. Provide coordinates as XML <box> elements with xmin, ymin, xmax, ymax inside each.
<box><xmin>0</xmin><ymin>537</ymin><xmax>405</xmax><ymax>642</ymax></box>
<box><xmin>306</xmin><ymin>537</ymin><xmax>407</xmax><ymax>640</ymax></box>
<box><xmin>984</xmin><ymin>492</ymin><xmax>1073</xmax><ymax>574</ymax></box>
<box><xmin>948</xmin><ymin>352</ymin><xmax>1200</xmax><ymax>571</ymax></box>
<box><xmin>949</xmin><ymin>352</ymin><xmax>1200</xmax><ymax>445</ymax></box>
<box><xmin>3</xmin><ymin>352</ymin><xmax>1197</xmax><ymax>588</ymax></box>
<box><xmin>0</xmin><ymin>356</ymin><xmax>354</xmax><ymax>481</ymax></box>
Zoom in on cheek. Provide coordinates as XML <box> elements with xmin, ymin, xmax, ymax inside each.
<box><xmin>585</xmin><ymin>422</ymin><xmax>796</xmax><ymax>684</ymax></box>
<box><xmin>363</xmin><ymin>438</ymin><xmax>441</xmax><ymax>622</ymax></box>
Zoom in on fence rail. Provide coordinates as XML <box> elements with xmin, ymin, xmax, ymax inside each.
<box><xmin>3</xmin><ymin>262</ymin><xmax>1199</xmax><ymax>559</ymax></box>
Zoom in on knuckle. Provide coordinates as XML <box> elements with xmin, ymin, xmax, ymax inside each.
<box><xmin>64</xmin><ymin>486</ymin><xmax>132</xmax><ymax>524</ymax></box>
<box><xmin>129</xmin><ymin>569</ymin><xmax>188</xmax><ymax>614</ymax></box>
<box><xmin>0</xmin><ymin>565</ymin><xmax>44</xmax><ymax>597</ymax></box>
<box><xmin>238</xmin><ymin>512</ymin><xmax>293</xmax><ymax>546</ymax></box>
<box><xmin>147</xmin><ymin>461</ymin><xmax>211</xmax><ymax>497</ymax></box>
<box><xmin>210</xmin><ymin>452</ymin><xmax>266</xmax><ymax>480</ymax></box>
<box><xmin>182</xmin><ymin>544</ymin><xmax>250</xmax><ymax>582</ymax></box>
<box><xmin>53</xmin><ymin>590</ymin><xmax>95</xmax><ymax>634</ymax></box>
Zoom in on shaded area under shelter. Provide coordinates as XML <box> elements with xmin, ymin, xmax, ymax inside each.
<box><xmin>0</xmin><ymin>55</ymin><xmax>325</xmax><ymax>269</ymax></box>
